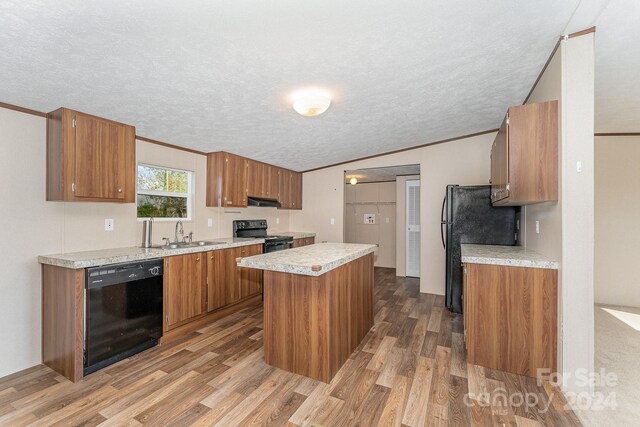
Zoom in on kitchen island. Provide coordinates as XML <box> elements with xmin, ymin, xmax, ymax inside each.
<box><xmin>238</xmin><ymin>243</ymin><xmax>377</xmax><ymax>382</ymax></box>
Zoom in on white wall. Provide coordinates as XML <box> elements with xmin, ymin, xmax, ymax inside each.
<box><xmin>0</xmin><ymin>108</ymin><xmax>291</xmax><ymax>378</ymax></box>
<box><xmin>291</xmin><ymin>133</ymin><xmax>494</xmax><ymax>295</ymax></box>
<box><xmin>0</xmin><ymin>109</ymin><xmax>64</xmax><ymax>377</ymax></box>
<box><xmin>522</xmin><ymin>34</ymin><xmax>595</xmax><ymax>395</ymax></box>
<box><xmin>594</xmin><ymin>136</ymin><xmax>640</xmax><ymax>307</ymax></box>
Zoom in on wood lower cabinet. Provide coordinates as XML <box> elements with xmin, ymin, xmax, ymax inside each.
<box><xmin>490</xmin><ymin>100</ymin><xmax>558</xmax><ymax>206</ymax></box>
<box><xmin>47</xmin><ymin>108</ymin><xmax>135</xmax><ymax>202</ymax></box>
<box><xmin>239</xmin><ymin>244</ymin><xmax>263</xmax><ymax>298</ymax></box>
<box><xmin>464</xmin><ymin>262</ymin><xmax>557</xmax><ymax>377</ymax></box>
<box><xmin>164</xmin><ymin>253</ymin><xmax>206</xmax><ymax>331</ymax></box>
<box><xmin>293</xmin><ymin>237</ymin><xmax>315</xmax><ymax>248</ymax></box>
<box><xmin>207</xmin><ymin>244</ymin><xmax>263</xmax><ymax>311</ymax></box>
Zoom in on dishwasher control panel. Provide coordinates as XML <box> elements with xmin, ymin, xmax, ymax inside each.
<box><xmin>86</xmin><ymin>259</ymin><xmax>163</xmax><ymax>289</ymax></box>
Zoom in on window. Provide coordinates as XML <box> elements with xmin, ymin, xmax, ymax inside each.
<box><xmin>137</xmin><ymin>164</ymin><xmax>193</xmax><ymax>220</ymax></box>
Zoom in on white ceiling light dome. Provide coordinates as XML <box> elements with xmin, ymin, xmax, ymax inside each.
<box><xmin>291</xmin><ymin>88</ymin><xmax>332</xmax><ymax>117</ymax></box>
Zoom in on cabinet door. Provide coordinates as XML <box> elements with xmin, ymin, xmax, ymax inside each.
<box><xmin>222</xmin><ymin>153</ymin><xmax>248</xmax><ymax>207</ymax></box>
<box><xmin>213</xmin><ymin>246</ymin><xmax>242</xmax><ymax>305</ymax></box>
<box><xmin>238</xmin><ymin>244</ymin><xmax>263</xmax><ymax>297</ymax></box>
<box><xmin>278</xmin><ymin>169</ymin><xmax>292</xmax><ymax>209</ymax></box>
<box><xmin>247</xmin><ymin>160</ymin><xmax>264</xmax><ymax>198</ymax></box>
<box><xmin>463</xmin><ymin>263</ymin><xmax>468</xmax><ymax>346</ymax></box>
<box><xmin>265</xmin><ymin>165</ymin><xmax>279</xmax><ymax>199</ymax></box>
<box><xmin>74</xmin><ymin>113</ymin><xmax>130</xmax><ymax>200</ymax></box>
<box><xmin>490</xmin><ymin>116</ymin><xmax>509</xmax><ymax>203</ymax></box>
<box><xmin>164</xmin><ymin>254</ymin><xmax>206</xmax><ymax>330</ymax></box>
<box><xmin>207</xmin><ymin>250</ymin><xmax>226</xmax><ymax>311</ymax></box>
<box><xmin>291</xmin><ymin>172</ymin><xmax>302</xmax><ymax>209</ymax></box>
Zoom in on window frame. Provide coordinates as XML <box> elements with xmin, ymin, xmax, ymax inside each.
<box><xmin>136</xmin><ymin>163</ymin><xmax>194</xmax><ymax>222</ymax></box>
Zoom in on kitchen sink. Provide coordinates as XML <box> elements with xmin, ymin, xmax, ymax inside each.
<box><xmin>152</xmin><ymin>241</ymin><xmax>226</xmax><ymax>250</ymax></box>
<box><xmin>192</xmin><ymin>240</ymin><xmax>225</xmax><ymax>246</ymax></box>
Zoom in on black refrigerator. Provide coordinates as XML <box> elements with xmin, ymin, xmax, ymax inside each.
<box><xmin>441</xmin><ymin>185</ymin><xmax>517</xmax><ymax>313</ymax></box>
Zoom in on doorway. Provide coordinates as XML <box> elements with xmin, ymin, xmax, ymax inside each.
<box><xmin>343</xmin><ymin>165</ymin><xmax>420</xmax><ymax>277</ymax></box>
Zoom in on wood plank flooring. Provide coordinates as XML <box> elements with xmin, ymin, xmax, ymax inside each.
<box><xmin>0</xmin><ymin>267</ymin><xmax>581</xmax><ymax>426</ymax></box>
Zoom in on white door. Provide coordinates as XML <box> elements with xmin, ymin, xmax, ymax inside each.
<box><xmin>406</xmin><ymin>180</ymin><xmax>420</xmax><ymax>277</ymax></box>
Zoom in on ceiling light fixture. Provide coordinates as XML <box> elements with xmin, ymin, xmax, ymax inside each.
<box><xmin>291</xmin><ymin>88</ymin><xmax>331</xmax><ymax>117</ymax></box>
<box><xmin>350</xmin><ymin>177</ymin><xmax>358</xmax><ymax>185</ymax></box>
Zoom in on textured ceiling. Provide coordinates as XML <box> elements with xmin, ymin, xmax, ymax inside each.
<box><xmin>594</xmin><ymin>0</ymin><xmax>640</xmax><ymax>132</ymax></box>
<box><xmin>0</xmin><ymin>0</ymin><xmax>589</xmax><ymax>170</ymax></box>
<box><xmin>345</xmin><ymin>165</ymin><xmax>420</xmax><ymax>183</ymax></box>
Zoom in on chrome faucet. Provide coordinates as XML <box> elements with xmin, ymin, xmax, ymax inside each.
<box><xmin>175</xmin><ymin>220</ymin><xmax>184</xmax><ymax>243</ymax></box>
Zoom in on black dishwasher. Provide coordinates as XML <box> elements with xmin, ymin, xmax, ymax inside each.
<box><xmin>84</xmin><ymin>259</ymin><xmax>163</xmax><ymax>375</ymax></box>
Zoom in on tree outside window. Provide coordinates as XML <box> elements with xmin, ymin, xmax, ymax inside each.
<box><xmin>137</xmin><ymin>164</ymin><xmax>193</xmax><ymax>220</ymax></box>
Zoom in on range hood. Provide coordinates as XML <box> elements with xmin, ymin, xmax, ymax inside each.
<box><xmin>247</xmin><ymin>196</ymin><xmax>281</xmax><ymax>208</ymax></box>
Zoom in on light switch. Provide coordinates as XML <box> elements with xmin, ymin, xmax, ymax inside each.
<box><xmin>576</xmin><ymin>161</ymin><xmax>583</xmax><ymax>173</ymax></box>
<box><xmin>207</xmin><ymin>218</ymin><xmax>213</xmax><ymax>227</ymax></box>
<box><xmin>105</xmin><ymin>219</ymin><xmax>114</xmax><ymax>231</ymax></box>
<box><xmin>330</xmin><ymin>218</ymin><xmax>335</xmax><ymax>225</ymax></box>
<box><xmin>535</xmin><ymin>220</ymin><xmax>540</xmax><ymax>234</ymax></box>
<box><xmin>276</xmin><ymin>218</ymin><xmax>280</xmax><ymax>225</ymax></box>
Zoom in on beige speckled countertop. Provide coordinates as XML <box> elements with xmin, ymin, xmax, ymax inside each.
<box><xmin>238</xmin><ymin>243</ymin><xmax>376</xmax><ymax>276</ymax></box>
<box><xmin>461</xmin><ymin>244</ymin><xmax>558</xmax><ymax>270</ymax></box>
<box><xmin>39</xmin><ymin>237</ymin><xmax>265</xmax><ymax>269</ymax></box>
<box><xmin>277</xmin><ymin>232</ymin><xmax>316</xmax><ymax>239</ymax></box>
<box><xmin>39</xmin><ymin>231</ymin><xmax>317</xmax><ymax>269</ymax></box>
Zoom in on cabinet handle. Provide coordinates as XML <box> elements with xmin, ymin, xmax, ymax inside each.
<box><xmin>196</xmin><ymin>257</ymin><xmax>200</xmax><ymax>262</ymax></box>
<box><xmin>117</xmin><ymin>188</ymin><xmax>123</xmax><ymax>193</ymax></box>
<box><xmin>210</xmin><ymin>256</ymin><xmax>214</xmax><ymax>260</ymax></box>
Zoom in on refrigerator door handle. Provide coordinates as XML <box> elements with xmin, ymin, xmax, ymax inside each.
<box><xmin>440</xmin><ymin>194</ymin><xmax>447</xmax><ymax>249</ymax></box>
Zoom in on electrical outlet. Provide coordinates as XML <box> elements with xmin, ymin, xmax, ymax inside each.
<box><xmin>535</xmin><ymin>220</ymin><xmax>540</xmax><ymax>234</ymax></box>
<box><xmin>276</xmin><ymin>218</ymin><xmax>280</xmax><ymax>225</ymax></box>
<box><xmin>105</xmin><ymin>219</ymin><xmax>114</xmax><ymax>231</ymax></box>
<box><xmin>330</xmin><ymin>218</ymin><xmax>335</xmax><ymax>225</ymax></box>
<box><xmin>207</xmin><ymin>218</ymin><xmax>213</xmax><ymax>227</ymax></box>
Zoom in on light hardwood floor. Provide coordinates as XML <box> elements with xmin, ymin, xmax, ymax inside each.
<box><xmin>0</xmin><ymin>268</ymin><xmax>580</xmax><ymax>426</ymax></box>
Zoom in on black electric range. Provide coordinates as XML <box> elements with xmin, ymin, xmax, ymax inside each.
<box><xmin>232</xmin><ymin>219</ymin><xmax>293</xmax><ymax>253</ymax></box>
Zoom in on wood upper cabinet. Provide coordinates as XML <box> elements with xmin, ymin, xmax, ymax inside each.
<box><xmin>277</xmin><ymin>169</ymin><xmax>302</xmax><ymax>210</ymax></box>
<box><xmin>46</xmin><ymin>108</ymin><xmax>135</xmax><ymax>202</ymax></box>
<box><xmin>291</xmin><ymin>172</ymin><xmax>302</xmax><ymax>210</ymax></box>
<box><xmin>247</xmin><ymin>160</ymin><xmax>265</xmax><ymax>198</ymax></box>
<box><xmin>490</xmin><ymin>100</ymin><xmax>558</xmax><ymax>206</ymax></box>
<box><xmin>463</xmin><ymin>262</ymin><xmax>557</xmax><ymax>377</ymax></box>
<box><xmin>278</xmin><ymin>169</ymin><xmax>292</xmax><ymax>208</ymax></box>
<box><xmin>207</xmin><ymin>152</ymin><xmax>248</xmax><ymax>207</ymax></box>
<box><xmin>164</xmin><ymin>253</ymin><xmax>206</xmax><ymax>331</ymax></box>
<box><xmin>266</xmin><ymin>165</ymin><xmax>279</xmax><ymax>199</ymax></box>
<box><xmin>207</xmin><ymin>151</ymin><xmax>302</xmax><ymax>209</ymax></box>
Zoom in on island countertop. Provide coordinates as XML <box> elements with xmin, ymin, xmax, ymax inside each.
<box><xmin>237</xmin><ymin>242</ymin><xmax>377</xmax><ymax>276</ymax></box>
<box><xmin>461</xmin><ymin>244</ymin><xmax>559</xmax><ymax>270</ymax></box>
